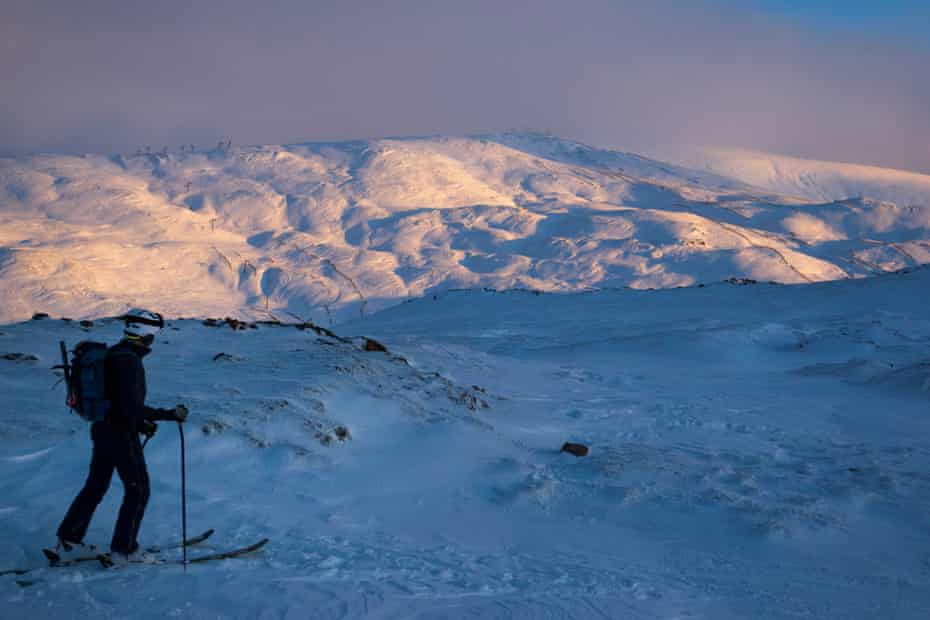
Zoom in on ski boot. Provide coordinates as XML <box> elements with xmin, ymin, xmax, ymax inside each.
<box><xmin>45</xmin><ymin>538</ymin><xmax>98</xmax><ymax>565</ymax></box>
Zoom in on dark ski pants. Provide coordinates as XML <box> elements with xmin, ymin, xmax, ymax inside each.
<box><xmin>57</xmin><ymin>421</ymin><xmax>150</xmax><ymax>554</ymax></box>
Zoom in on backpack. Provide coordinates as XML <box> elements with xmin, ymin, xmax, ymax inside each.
<box><xmin>61</xmin><ymin>340</ymin><xmax>111</xmax><ymax>422</ymax></box>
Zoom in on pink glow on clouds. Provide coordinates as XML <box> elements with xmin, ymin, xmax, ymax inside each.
<box><xmin>2</xmin><ymin>0</ymin><xmax>928</xmax><ymax>173</ymax></box>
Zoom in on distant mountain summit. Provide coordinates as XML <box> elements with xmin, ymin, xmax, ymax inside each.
<box><xmin>1</xmin><ymin>134</ymin><xmax>928</xmax><ymax>324</ymax></box>
<box><xmin>656</xmin><ymin>144</ymin><xmax>930</xmax><ymax>207</ymax></box>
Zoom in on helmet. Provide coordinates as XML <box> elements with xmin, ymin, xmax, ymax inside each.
<box><xmin>122</xmin><ymin>308</ymin><xmax>164</xmax><ymax>346</ymax></box>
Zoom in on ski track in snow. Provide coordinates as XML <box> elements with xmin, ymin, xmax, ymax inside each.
<box><xmin>0</xmin><ymin>268</ymin><xmax>928</xmax><ymax>617</ymax></box>
<box><xmin>2</xmin><ymin>447</ymin><xmax>53</xmax><ymax>463</ymax></box>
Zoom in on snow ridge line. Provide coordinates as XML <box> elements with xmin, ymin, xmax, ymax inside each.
<box><xmin>714</xmin><ymin>220</ymin><xmax>817</xmax><ymax>283</ymax></box>
<box><xmin>295</xmin><ymin>245</ymin><xmax>368</xmax><ymax>319</ymax></box>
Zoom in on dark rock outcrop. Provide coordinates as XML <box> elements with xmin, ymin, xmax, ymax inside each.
<box><xmin>561</xmin><ymin>442</ymin><xmax>589</xmax><ymax>457</ymax></box>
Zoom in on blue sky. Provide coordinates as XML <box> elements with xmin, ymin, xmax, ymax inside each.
<box><xmin>750</xmin><ymin>0</ymin><xmax>930</xmax><ymax>39</ymax></box>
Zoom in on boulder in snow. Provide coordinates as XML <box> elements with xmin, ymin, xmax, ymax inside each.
<box><xmin>364</xmin><ymin>338</ymin><xmax>388</xmax><ymax>353</ymax></box>
<box><xmin>561</xmin><ymin>442</ymin><xmax>590</xmax><ymax>457</ymax></box>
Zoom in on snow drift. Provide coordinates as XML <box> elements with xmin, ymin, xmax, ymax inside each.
<box><xmin>1</xmin><ymin>267</ymin><xmax>928</xmax><ymax>618</ymax></box>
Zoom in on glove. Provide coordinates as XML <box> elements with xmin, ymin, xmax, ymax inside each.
<box><xmin>173</xmin><ymin>404</ymin><xmax>189</xmax><ymax>423</ymax></box>
<box><xmin>139</xmin><ymin>420</ymin><xmax>158</xmax><ymax>439</ymax></box>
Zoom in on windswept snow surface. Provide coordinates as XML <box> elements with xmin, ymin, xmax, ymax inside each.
<box><xmin>1</xmin><ymin>267</ymin><xmax>929</xmax><ymax>618</ymax></box>
<box><xmin>1</xmin><ymin>134</ymin><xmax>929</xmax><ymax>325</ymax></box>
<box><xmin>658</xmin><ymin>145</ymin><xmax>930</xmax><ymax>208</ymax></box>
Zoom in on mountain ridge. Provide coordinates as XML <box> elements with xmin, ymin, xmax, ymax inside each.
<box><xmin>1</xmin><ymin>133</ymin><xmax>928</xmax><ymax>324</ymax></box>
<box><xmin>655</xmin><ymin>144</ymin><xmax>930</xmax><ymax>207</ymax></box>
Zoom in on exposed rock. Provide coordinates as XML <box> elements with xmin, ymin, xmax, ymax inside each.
<box><xmin>248</xmin><ymin>436</ymin><xmax>271</xmax><ymax>448</ymax></box>
<box><xmin>295</xmin><ymin>321</ymin><xmax>339</xmax><ymax>339</ymax></box>
<box><xmin>259</xmin><ymin>398</ymin><xmax>290</xmax><ymax>413</ymax></box>
<box><xmin>452</xmin><ymin>386</ymin><xmax>490</xmax><ymax>411</ymax></box>
<box><xmin>203</xmin><ymin>317</ymin><xmax>255</xmax><ymax>330</ymax></box>
<box><xmin>315</xmin><ymin>425</ymin><xmax>352</xmax><ymax>446</ymax></box>
<box><xmin>79</xmin><ymin>320</ymin><xmax>94</xmax><ymax>329</ymax></box>
<box><xmin>1</xmin><ymin>352</ymin><xmax>39</xmax><ymax>362</ymax></box>
<box><xmin>31</xmin><ymin>313</ymin><xmax>49</xmax><ymax>321</ymax></box>
<box><xmin>201</xmin><ymin>419</ymin><xmax>228</xmax><ymax>435</ymax></box>
<box><xmin>224</xmin><ymin>317</ymin><xmax>251</xmax><ymax>330</ymax></box>
<box><xmin>212</xmin><ymin>352</ymin><xmax>243</xmax><ymax>362</ymax></box>
<box><xmin>364</xmin><ymin>338</ymin><xmax>388</xmax><ymax>353</ymax></box>
<box><xmin>561</xmin><ymin>442</ymin><xmax>590</xmax><ymax>457</ymax></box>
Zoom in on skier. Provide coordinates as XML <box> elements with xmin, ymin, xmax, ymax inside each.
<box><xmin>55</xmin><ymin>309</ymin><xmax>188</xmax><ymax>564</ymax></box>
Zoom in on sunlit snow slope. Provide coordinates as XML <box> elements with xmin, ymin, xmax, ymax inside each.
<box><xmin>659</xmin><ymin>145</ymin><xmax>930</xmax><ymax>207</ymax></box>
<box><xmin>1</xmin><ymin>134</ymin><xmax>929</xmax><ymax>324</ymax></box>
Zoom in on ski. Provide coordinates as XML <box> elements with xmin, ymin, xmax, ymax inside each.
<box><xmin>99</xmin><ymin>537</ymin><xmax>268</xmax><ymax>568</ymax></box>
<box><xmin>147</xmin><ymin>527</ymin><xmax>216</xmax><ymax>554</ymax></box>
<box><xmin>41</xmin><ymin>542</ymin><xmax>100</xmax><ymax>566</ymax></box>
<box><xmin>41</xmin><ymin>528</ymin><xmax>215</xmax><ymax>568</ymax></box>
<box><xmin>187</xmin><ymin>537</ymin><xmax>268</xmax><ymax>564</ymax></box>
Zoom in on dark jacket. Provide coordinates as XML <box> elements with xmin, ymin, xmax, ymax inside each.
<box><xmin>104</xmin><ymin>340</ymin><xmax>177</xmax><ymax>430</ymax></box>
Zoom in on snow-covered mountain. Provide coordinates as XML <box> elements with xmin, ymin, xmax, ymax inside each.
<box><xmin>657</xmin><ymin>145</ymin><xmax>930</xmax><ymax>207</ymax></box>
<box><xmin>2</xmin><ymin>132</ymin><xmax>929</xmax><ymax>617</ymax></box>
<box><xmin>1</xmin><ymin>133</ymin><xmax>929</xmax><ymax>325</ymax></box>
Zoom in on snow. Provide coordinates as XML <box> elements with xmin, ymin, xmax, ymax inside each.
<box><xmin>655</xmin><ymin>145</ymin><xmax>930</xmax><ymax>208</ymax></box>
<box><xmin>1</xmin><ymin>134</ymin><xmax>928</xmax><ymax>325</ymax></box>
<box><xmin>1</xmin><ymin>265</ymin><xmax>929</xmax><ymax>618</ymax></box>
<box><xmin>1</xmin><ymin>134</ymin><xmax>930</xmax><ymax>617</ymax></box>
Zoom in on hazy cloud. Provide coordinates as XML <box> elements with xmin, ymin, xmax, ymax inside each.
<box><xmin>2</xmin><ymin>0</ymin><xmax>928</xmax><ymax>173</ymax></box>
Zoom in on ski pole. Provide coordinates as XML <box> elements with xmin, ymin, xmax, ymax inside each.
<box><xmin>178</xmin><ymin>421</ymin><xmax>188</xmax><ymax>571</ymax></box>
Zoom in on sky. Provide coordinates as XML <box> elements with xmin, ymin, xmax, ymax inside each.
<box><xmin>2</xmin><ymin>0</ymin><xmax>929</xmax><ymax>173</ymax></box>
